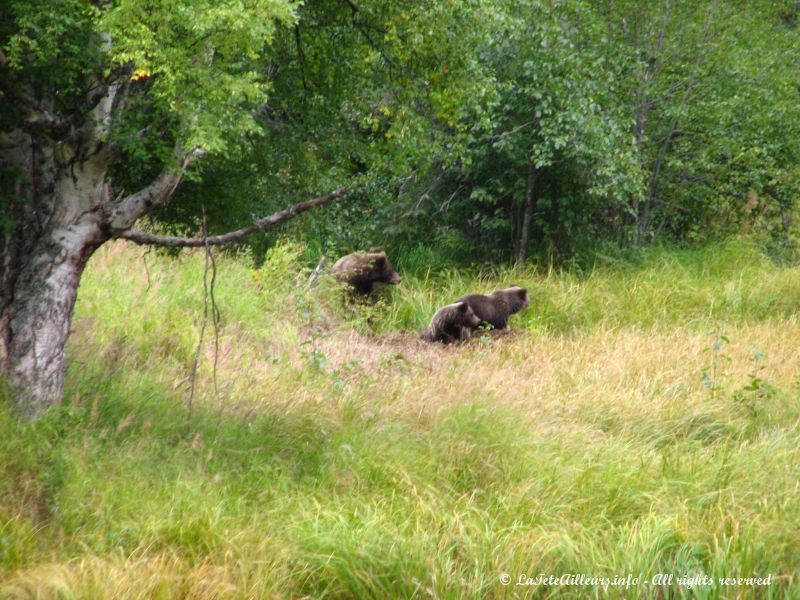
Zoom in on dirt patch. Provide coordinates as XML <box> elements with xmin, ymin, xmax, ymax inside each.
<box><xmin>306</xmin><ymin>326</ymin><xmax>526</xmax><ymax>374</ymax></box>
<box><xmin>310</xmin><ymin>329</ymin><xmax>442</xmax><ymax>373</ymax></box>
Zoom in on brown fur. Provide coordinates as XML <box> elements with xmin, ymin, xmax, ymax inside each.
<box><xmin>421</xmin><ymin>302</ymin><xmax>482</xmax><ymax>344</ymax></box>
<box><xmin>331</xmin><ymin>251</ymin><xmax>402</xmax><ymax>296</ymax></box>
<box><xmin>454</xmin><ymin>286</ymin><xmax>529</xmax><ymax>330</ymax></box>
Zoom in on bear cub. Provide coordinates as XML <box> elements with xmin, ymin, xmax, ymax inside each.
<box><xmin>332</xmin><ymin>251</ymin><xmax>402</xmax><ymax>296</ymax></box>
<box><xmin>455</xmin><ymin>286</ymin><xmax>529</xmax><ymax>330</ymax></box>
<box><xmin>421</xmin><ymin>301</ymin><xmax>482</xmax><ymax>344</ymax></box>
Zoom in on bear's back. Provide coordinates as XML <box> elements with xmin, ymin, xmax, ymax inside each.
<box><xmin>455</xmin><ymin>293</ymin><xmax>508</xmax><ymax>328</ymax></box>
<box><xmin>331</xmin><ymin>252</ymin><xmax>401</xmax><ymax>296</ymax></box>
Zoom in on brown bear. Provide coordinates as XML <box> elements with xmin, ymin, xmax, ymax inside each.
<box><xmin>454</xmin><ymin>286</ymin><xmax>529</xmax><ymax>330</ymax></box>
<box><xmin>331</xmin><ymin>251</ymin><xmax>402</xmax><ymax>296</ymax></box>
<box><xmin>421</xmin><ymin>301</ymin><xmax>482</xmax><ymax>343</ymax></box>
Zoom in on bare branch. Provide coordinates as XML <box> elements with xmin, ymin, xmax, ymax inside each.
<box><xmin>119</xmin><ymin>187</ymin><xmax>349</xmax><ymax>247</ymax></box>
<box><xmin>294</xmin><ymin>23</ymin><xmax>309</xmax><ymax>93</ymax></box>
<box><xmin>483</xmin><ymin>120</ymin><xmax>536</xmax><ymax>143</ymax></box>
<box><xmin>306</xmin><ymin>256</ymin><xmax>327</xmax><ymax>288</ymax></box>
<box><xmin>108</xmin><ymin>149</ymin><xmax>206</xmax><ymax>231</ymax></box>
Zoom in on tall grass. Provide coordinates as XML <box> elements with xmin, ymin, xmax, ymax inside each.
<box><xmin>377</xmin><ymin>240</ymin><xmax>800</xmax><ymax>333</ymax></box>
<box><xmin>1</xmin><ymin>239</ymin><xmax>799</xmax><ymax>598</ymax></box>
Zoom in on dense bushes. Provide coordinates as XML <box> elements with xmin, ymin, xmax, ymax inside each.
<box><xmin>159</xmin><ymin>0</ymin><xmax>800</xmax><ymax>266</ymax></box>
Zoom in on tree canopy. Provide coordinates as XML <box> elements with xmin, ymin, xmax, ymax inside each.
<box><xmin>150</xmin><ymin>0</ymin><xmax>800</xmax><ymax>265</ymax></box>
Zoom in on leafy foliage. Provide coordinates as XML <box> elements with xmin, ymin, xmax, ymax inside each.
<box><xmin>432</xmin><ymin>0</ymin><xmax>644</xmax><ymax>261</ymax></box>
<box><xmin>101</xmin><ymin>0</ymin><xmax>296</xmax><ymax>153</ymax></box>
<box><xmin>3</xmin><ymin>0</ymin><xmax>800</xmax><ymax>261</ymax></box>
<box><xmin>155</xmin><ymin>0</ymin><xmax>800</xmax><ymax>266</ymax></box>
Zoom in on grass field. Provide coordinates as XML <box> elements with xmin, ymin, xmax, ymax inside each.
<box><xmin>1</xmin><ymin>240</ymin><xmax>799</xmax><ymax>598</ymax></box>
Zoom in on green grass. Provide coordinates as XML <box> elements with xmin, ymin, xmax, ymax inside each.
<box><xmin>376</xmin><ymin>240</ymin><xmax>800</xmax><ymax>334</ymax></box>
<box><xmin>1</xmin><ymin>239</ymin><xmax>799</xmax><ymax>598</ymax></box>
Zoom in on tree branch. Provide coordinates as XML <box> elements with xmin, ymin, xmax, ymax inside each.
<box><xmin>483</xmin><ymin>120</ymin><xmax>536</xmax><ymax>143</ymax></box>
<box><xmin>338</xmin><ymin>0</ymin><xmax>395</xmax><ymax>69</ymax></box>
<box><xmin>108</xmin><ymin>148</ymin><xmax>206</xmax><ymax>231</ymax></box>
<box><xmin>118</xmin><ymin>187</ymin><xmax>349</xmax><ymax>247</ymax></box>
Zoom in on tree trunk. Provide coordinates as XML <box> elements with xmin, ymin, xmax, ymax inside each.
<box><xmin>780</xmin><ymin>204</ymin><xmax>792</xmax><ymax>246</ymax></box>
<box><xmin>636</xmin><ymin>199</ymin><xmax>650</xmax><ymax>245</ymax></box>
<box><xmin>1</xmin><ymin>130</ymin><xmax>110</xmax><ymax>418</ymax></box>
<box><xmin>1</xmin><ymin>229</ymin><xmax>107</xmax><ymax>418</ymax></box>
<box><xmin>516</xmin><ymin>162</ymin><xmax>536</xmax><ymax>264</ymax></box>
<box><xmin>1</xmin><ymin>71</ymin><xmax>344</xmax><ymax>418</ymax></box>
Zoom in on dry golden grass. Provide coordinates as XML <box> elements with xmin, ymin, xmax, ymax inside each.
<box><xmin>1</xmin><ymin>553</ymin><xmax>245</xmax><ymax>600</ymax></box>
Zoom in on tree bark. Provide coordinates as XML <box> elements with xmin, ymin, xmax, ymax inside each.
<box><xmin>781</xmin><ymin>205</ymin><xmax>792</xmax><ymax>246</ymax></box>
<box><xmin>2</xmin><ymin>227</ymin><xmax>107</xmax><ymax>418</ymax></box>
<box><xmin>516</xmin><ymin>161</ymin><xmax>536</xmax><ymax>264</ymax></box>
<box><xmin>1</xmin><ymin>130</ymin><xmax>111</xmax><ymax>418</ymax></box>
<box><xmin>0</xmin><ymin>87</ymin><xmax>199</xmax><ymax>418</ymax></box>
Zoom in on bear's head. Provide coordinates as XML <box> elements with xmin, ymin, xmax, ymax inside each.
<box><xmin>373</xmin><ymin>252</ymin><xmax>402</xmax><ymax>285</ymax></box>
<box><xmin>456</xmin><ymin>301</ymin><xmax>482</xmax><ymax>328</ymax></box>
<box><xmin>504</xmin><ymin>285</ymin><xmax>529</xmax><ymax>314</ymax></box>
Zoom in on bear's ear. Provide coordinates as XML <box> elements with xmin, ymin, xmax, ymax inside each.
<box><xmin>374</xmin><ymin>255</ymin><xmax>387</xmax><ymax>267</ymax></box>
<box><xmin>378</xmin><ymin>251</ymin><xmax>387</xmax><ymax>257</ymax></box>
